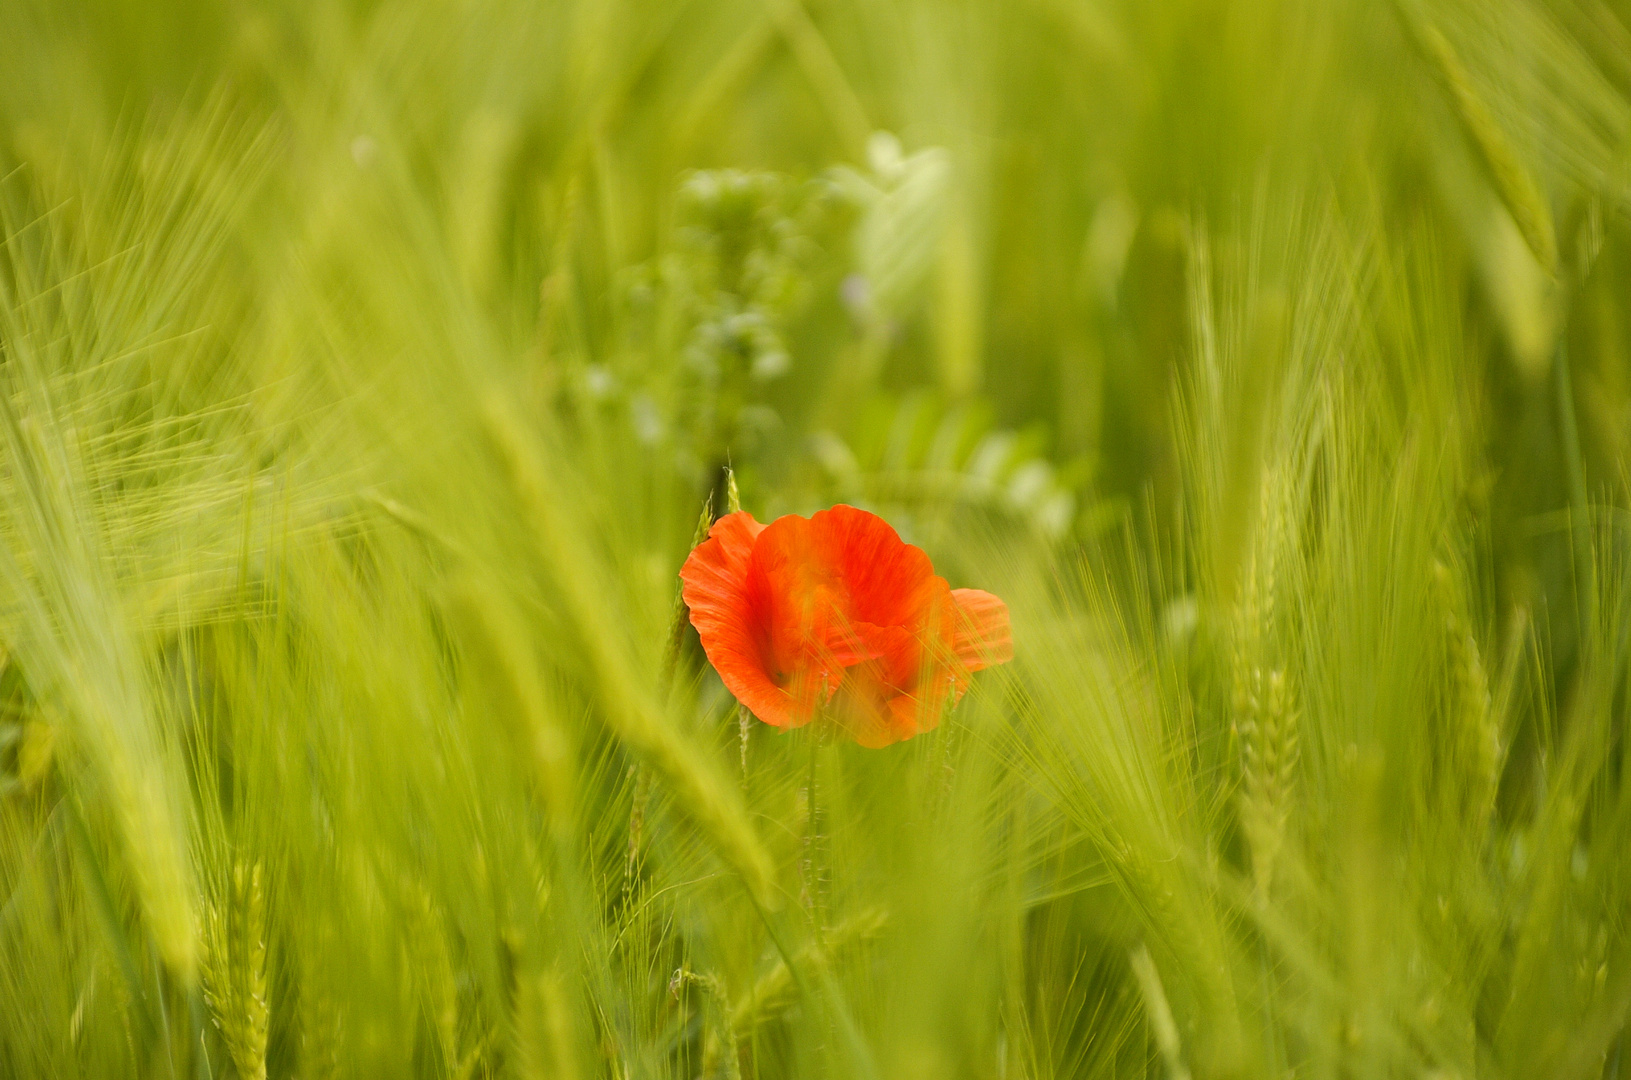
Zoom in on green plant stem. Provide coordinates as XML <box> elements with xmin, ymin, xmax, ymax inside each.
<box><xmin>1554</xmin><ymin>338</ymin><xmax>1596</xmax><ymax>643</ymax></box>
<box><xmin>800</xmin><ymin>730</ymin><xmax>827</xmax><ymax>939</ymax></box>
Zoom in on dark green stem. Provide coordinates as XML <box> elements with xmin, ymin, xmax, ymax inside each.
<box><xmin>1554</xmin><ymin>338</ymin><xmax>1596</xmax><ymax>647</ymax></box>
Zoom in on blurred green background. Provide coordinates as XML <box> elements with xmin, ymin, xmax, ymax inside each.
<box><xmin>4</xmin><ymin>0</ymin><xmax>1631</xmax><ymax>1077</ymax></box>
<box><xmin>6</xmin><ymin>0</ymin><xmax>1629</xmax><ymax>605</ymax></box>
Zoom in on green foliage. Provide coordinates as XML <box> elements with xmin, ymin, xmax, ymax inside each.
<box><xmin>2</xmin><ymin>0</ymin><xmax>1631</xmax><ymax>1077</ymax></box>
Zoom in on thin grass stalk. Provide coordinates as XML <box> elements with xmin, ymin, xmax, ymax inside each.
<box><xmin>1129</xmin><ymin>945</ymin><xmax>1193</xmax><ymax>1080</ymax></box>
<box><xmin>725</xmin><ymin>469</ymin><xmax>753</xmax><ymax>786</ymax></box>
<box><xmin>799</xmin><ymin>730</ymin><xmax>831</xmax><ymax>942</ymax></box>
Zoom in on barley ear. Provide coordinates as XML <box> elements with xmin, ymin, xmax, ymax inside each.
<box><xmin>201</xmin><ymin>861</ymin><xmax>269</xmax><ymax>1080</ymax></box>
<box><xmin>402</xmin><ymin>881</ymin><xmax>462</xmax><ymax>1076</ymax></box>
<box><xmin>1401</xmin><ymin>9</ymin><xmax>1558</xmax><ymax>275</ymax></box>
<box><xmin>726</xmin><ymin>465</ymin><xmax>742</xmax><ymax>514</ymax></box>
<box><xmin>1233</xmin><ymin>467</ymin><xmax>1300</xmax><ymax>898</ymax></box>
<box><xmin>1237</xmin><ymin>668</ymin><xmax>1301</xmax><ymax>898</ymax></box>
<box><xmin>675</xmin><ymin>969</ymin><xmax>742</xmax><ymax>1080</ymax></box>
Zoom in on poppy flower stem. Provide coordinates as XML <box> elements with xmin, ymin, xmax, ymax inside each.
<box><xmin>936</xmin><ymin>692</ymin><xmax>964</xmax><ymax>806</ymax></box>
<box><xmin>799</xmin><ymin>727</ymin><xmax>830</xmax><ymax>940</ymax></box>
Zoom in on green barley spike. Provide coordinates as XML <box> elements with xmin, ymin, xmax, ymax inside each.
<box><xmin>1401</xmin><ymin>8</ymin><xmax>1559</xmax><ymax>275</ymax></box>
<box><xmin>201</xmin><ymin>862</ymin><xmax>268</xmax><ymax>1080</ymax></box>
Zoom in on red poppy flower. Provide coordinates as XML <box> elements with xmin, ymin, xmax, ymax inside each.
<box><xmin>679</xmin><ymin>504</ymin><xmax>1013</xmax><ymax>747</ymax></box>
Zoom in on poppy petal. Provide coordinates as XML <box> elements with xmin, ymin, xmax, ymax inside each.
<box><xmin>846</xmin><ymin>709</ymin><xmax>901</xmax><ymax>748</ymax></box>
<box><xmin>746</xmin><ymin>515</ymin><xmax>852</xmax><ymax>718</ymax></box>
<box><xmin>826</xmin><ymin>658</ymin><xmax>902</xmax><ymax>747</ymax></box>
<box><xmin>835</xmin><ymin>620</ymin><xmax>965</xmax><ymax>745</ymax></box>
<box><xmin>884</xmin><ymin>650</ymin><xmax>967</xmax><ymax>742</ymax></box>
<box><xmin>885</xmin><ymin>692</ymin><xmax>935</xmax><ymax>744</ymax></box>
<box><xmin>679</xmin><ymin>512</ymin><xmax>797</xmax><ymax>728</ymax></box>
<box><xmin>810</xmin><ymin>505</ymin><xmax>944</xmax><ymax>631</ymax></box>
<box><xmin>850</xmin><ymin>621</ymin><xmax>920</xmax><ymax>690</ymax></box>
<box><xmin>950</xmin><ymin>588</ymin><xmax>1013</xmax><ymax>671</ymax></box>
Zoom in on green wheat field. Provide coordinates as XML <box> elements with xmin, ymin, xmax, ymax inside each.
<box><xmin>4</xmin><ymin>0</ymin><xmax>1631</xmax><ymax>1076</ymax></box>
